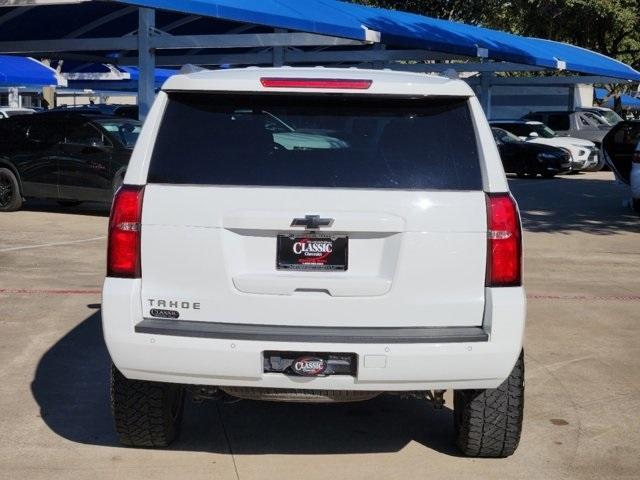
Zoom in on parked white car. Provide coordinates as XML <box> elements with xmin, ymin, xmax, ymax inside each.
<box><xmin>102</xmin><ymin>67</ymin><xmax>526</xmax><ymax>457</ymax></box>
<box><xmin>490</xmin><ymin>120</ymin><xmax>599</xmax><ymax>171</ymax></box>
<box><xmin>522</xmin><ymin>111</ymin><xmax>611</xmax><ymax>168</ymax></box>
<box><xmin>0</xmin><ymin>107</ymin><xmax>35</xmax><ymax>119</ymax></box>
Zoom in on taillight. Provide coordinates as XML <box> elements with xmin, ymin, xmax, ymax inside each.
<box><xmin>260</xmin><ymin>77</ymin><xmax>372</xmax><ymax>89</ymax></box>
<box><xmin>632</xmin><ymin>151</ymin><xmax>640</xmax><ymax>164</ymax></box>
<box><xmin>107</xmin><ymin>185</ymin><xmax>144</xmax><ymax>278</ymax></box>
<box><xmin>486</xmin><ymin>193</ymin><xmax>522</xmax><ymax>287</ymax></box>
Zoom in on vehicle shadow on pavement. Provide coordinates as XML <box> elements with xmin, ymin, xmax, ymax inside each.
<box><xmin>508</xmin><ymin>175</ymin><xmax>640</xmax><ymax>235</ymax></box>
<box><xmin>23</xmin><ymin>199</ymin><xmax>110</xmax><ymax>217</ymax></box>
<box><xmin>31</xmin><ymin>310</ymin><xmax>460</xmax><ymax>456</ymax></box>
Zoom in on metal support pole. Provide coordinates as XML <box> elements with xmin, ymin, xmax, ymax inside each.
<box><xmin>272</xmin><ymin>47</ymin><xmax>284</xmax><ymax>67</ymax></box>
<box><xmin>138</xmin><ymin>7</ymin><xmax>155</xmax><ymax>121</ymax></box>
<box><xmin>479</xmin><ymin>72</ymin><xmax>493</xmax><ymax>119</ymax></box>
<box><xmin>568</xmin><ymin>85</ymin><xmax>576</xmax><ymax>110</ymax></box>
<box><xmin>272</xmin><ymin>28</ymin><xmax>285</xmax><ymax>67</ymax></box>
<box><xmin>371</xmin><ymin>43</ymin><xmax>386</xmax><ymax>69</ymax></box>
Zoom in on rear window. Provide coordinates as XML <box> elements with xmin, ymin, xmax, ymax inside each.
<box><xmin>96</xmin><ymin>119</ymin><xmax>141</xmax><ymax>147</ymax></box>
<box><xmin>148</xmin><ymin>92</ymin><xmax>482</xmax><ymax>190</ymax></box>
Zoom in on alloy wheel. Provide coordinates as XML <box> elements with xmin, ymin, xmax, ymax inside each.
<box><xmin>0</xmin><ymin>171</ymin><xmax>14</xmax><ymax>208</ymax></box>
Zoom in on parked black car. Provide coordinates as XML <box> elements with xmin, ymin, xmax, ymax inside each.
<box><xmin>491</xmin><ymin>127</ymin><xmax>571</xmax><ymax>178</ymax></box>
<box><xmin>0</xmin><ymin>111</ymin><xmax>140</xmax><ymax>211</ymax></box>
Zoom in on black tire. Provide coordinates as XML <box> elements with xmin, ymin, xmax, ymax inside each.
<box><xmin>57</xmin><ymin>200</ymin><xmax>82</xmax><ymax>207</ymax></box>
<box><xmin>110</xmin><ymin>364</ymin><xmax>185</xmax><ymax>448</ymax></box>
<box><xmin>633</xmin><ymin>199</ymin><xmax>640</xmax><ymax>215</ymax></box>
<box><xmin>454</xmin><ymin>350</ymin><xmax>524</xmax><ymax>458</ymax></box>
<box><xmin>0</xmin><ymin>167</ymin><xmax>22</xmax><ymax>212</ymax></box>
<box><xmin>514</xmin><ymin>161</ymin><xmax>528</xmax><ymax>178</ymax></box>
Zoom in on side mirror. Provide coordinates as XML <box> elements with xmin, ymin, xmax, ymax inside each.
<box><xmin>88</xmin><ymin>138</ymin><xmax>111</xmax><ymax>150</ymax></box>
<box><xmin>528</xmin><ymin>132</ymin><xmax>539</xmax><ymax>138</ymax></box>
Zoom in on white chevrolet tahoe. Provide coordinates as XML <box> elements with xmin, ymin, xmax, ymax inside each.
<box><xmin>102</xmin><ymin>67</ymin><xmax>526</xmax><ymax>457</ymax></box>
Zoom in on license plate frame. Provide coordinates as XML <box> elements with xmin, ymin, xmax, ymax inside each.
<box><xmin>263</xmin><ymin>351</ymin><xmax>358</xmax><ymax>376</ymax></box>
<box><xmin>276</xmin><ymin>234</ymin><xmax>348</xmax><ymax>271</ymax></box>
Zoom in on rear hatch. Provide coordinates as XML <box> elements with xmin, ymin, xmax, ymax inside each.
<box><xmin>140</xmin><ymin>91</ymin><xmax>488</xmax><ymax>328</ymax></box>
<box><xmin>603</xmin><ymin>121</ymin><xmax>640</xmax><ymax>184</ymax></box>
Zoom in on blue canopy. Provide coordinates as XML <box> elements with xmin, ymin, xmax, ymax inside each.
<box><xmin>119</xmin><ymin>66</ymin><xmax>177</xmax><ymax>83</ymax></box>
<box><xmin>595</xmin><ymin>88</ymin><xmax>640</xmax><ymax>108</ymax></box>
<box><xmin>121</xmin><ymin>0</ymin><xmax>640</xmax><ymax>81</ymax></box>
<box><xmin>1</xmin><ymin>0</ymin><xmax>639</xmax><ymax>81</ymax></box>
<box><xmin>0</xmin><ymin>55</ymin><xmax>62</xmax><ymax>87</ymax></box>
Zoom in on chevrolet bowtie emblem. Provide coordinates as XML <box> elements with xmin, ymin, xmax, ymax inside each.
<box><xmin>290</xmin><ymin>215</ymin><xmax>334</xmax><ymax>229</ymax></box>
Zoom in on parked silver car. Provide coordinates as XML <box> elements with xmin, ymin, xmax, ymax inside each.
<box><xmin>577</xmin><ymin>106</ymin><xmax>623</xmax><ymax>126</ymax></box>
<box><xmin>522</xmin><ymin>110</ymin><xmax>610</xmax><ymax>145</ymax></box>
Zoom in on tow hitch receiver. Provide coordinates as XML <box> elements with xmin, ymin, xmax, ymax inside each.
<box><xmin>399</xmin><ymin>390</ymin><xmax>446</xmax><ymax>408</ymax></box>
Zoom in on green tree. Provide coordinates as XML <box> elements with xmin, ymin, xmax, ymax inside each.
<box><xmin>355</xmin><ymin>1</ymin><xmax>509</xmax><ymax>25</ymax></box>
<box><xmin>508</xmin><ymin>0</ymin><xmax>639</xmax><ymax>70</ymax></box>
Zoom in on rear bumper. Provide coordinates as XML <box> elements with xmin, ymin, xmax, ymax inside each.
<box><xmin>102</xmin><ymin>278</ymin><xmax>526</xmax><ymax>391</ymax></box>
<box><xmin>135</xmin><ymin>318</ymin><xmax>489</xmax><ymax>344</ymax></box>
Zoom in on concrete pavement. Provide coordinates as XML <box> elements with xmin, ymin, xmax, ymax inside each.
<box><xmin>0</xmin><ymin>172</ymin><xmax>639</xmax><ymax>479</ymax></box>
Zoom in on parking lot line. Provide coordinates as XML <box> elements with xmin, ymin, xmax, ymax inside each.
<box><xmin>0</xmin><ymin>288</ymin><xmax>101</xmax><ymax>295</ymax></box>
<box><xmin>528</xmin><ymin>293</ymin><xmax>640</xmax><ymax>301</ymax></box>
<box><xmin>0</xmin><ymin>236</ymin><xmax>106</xmax><ymax>253</ymax></box>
